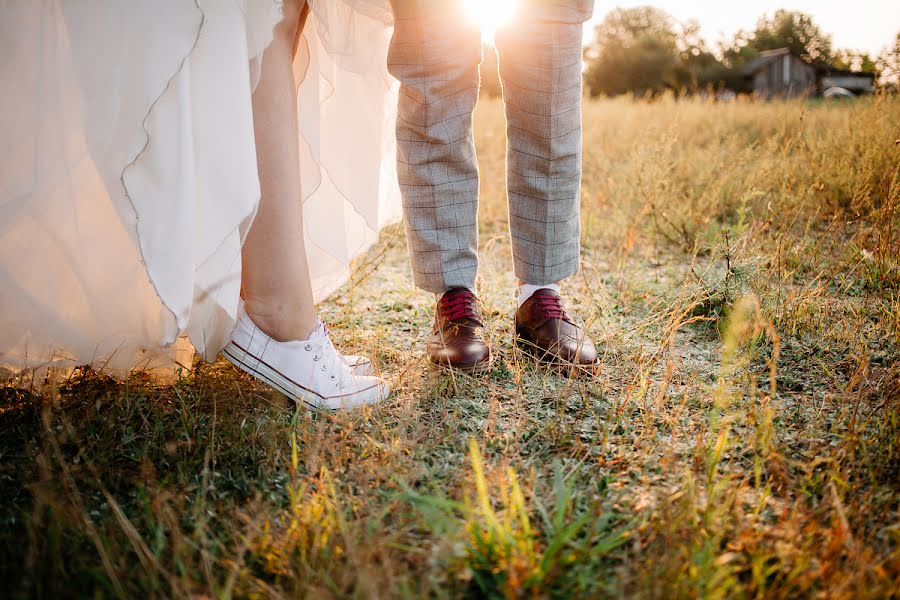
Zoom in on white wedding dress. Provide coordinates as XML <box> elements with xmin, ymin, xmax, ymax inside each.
<box><xmin>0</xmin><ymin>0</ymin><xmax>400</xmax><ymax>375</ymax></box>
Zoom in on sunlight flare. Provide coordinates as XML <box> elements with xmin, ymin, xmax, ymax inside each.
<box><xmin>464</xmin><ymin>0</ymin><xmax>518</xmax><ymax>44</ymax></box>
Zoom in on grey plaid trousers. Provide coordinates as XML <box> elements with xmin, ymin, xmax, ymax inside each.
<box><xmin>387</xmin><ymin>0</ymin><xmax>594</xmax><ymax>293</ymax></box>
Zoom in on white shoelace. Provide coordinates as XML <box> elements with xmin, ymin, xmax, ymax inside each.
<box><xmin>306</xmin><ymin>323</ymin><xmax>352</xmax><ymax>388</ymax></box>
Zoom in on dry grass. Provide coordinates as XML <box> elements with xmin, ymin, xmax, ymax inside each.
<box><xmin>2</xmin><ymin>96</ymin><xmax>899</xmax><ymax>599</ymax></box>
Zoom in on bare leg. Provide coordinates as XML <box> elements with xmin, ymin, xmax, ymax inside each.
<box><xmin>222</xmin><ymin>2</ymin><xmax>387</xmax><ymax>407</ymax></box>
<box><xmin>241</xmin><ymin>0</ymin><xmax>315</xmax><ymax>342</ymax></box>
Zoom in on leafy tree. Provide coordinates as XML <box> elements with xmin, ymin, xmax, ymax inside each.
<box><xmin>832</xmin><ymin>50</ymin><xmax>878</xmax><ymax>73</ymax></box>
<box><xmin>877</xmin><ymin>32</ymin><xmax>900</xmax><ymax>85</ymax></box>
<box><xmin>722</xmin><ymin>10</ymin><xmax>833</xmax><ymax>70</ymax></box>
<box><xmin>756</xmin><ymin>10</ymin><xmax>833</xmax><ymax>65</ymax></box>
<box><xmin>672</xmin><ymin>19</ymin><xmax>727</xmax><ymax>92</ymax></box>
<box><xmin>583</xmin><ymin>7</ymin><xmax>680</xmax><ymax>97</ymax></box>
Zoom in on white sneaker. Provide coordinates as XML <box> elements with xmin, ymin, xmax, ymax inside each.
<box><xmin>223</xmin><ymin>306</ymin><xmax>389</xmax><ymax>411</ymax></box>
<box><xmin>236</xmin><ymin>300</ymin><xmax>376</xmax><ymax>376</ymax></box>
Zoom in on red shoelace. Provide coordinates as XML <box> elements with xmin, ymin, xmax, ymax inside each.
<box><xmin>439</xmin><ymin>289</ymin><xmax>479</xmax><ymax>322</ymax></box>
<box><xmin>533</xmin><ymin>293</ymin><xmax>572</xmax><ymax>322</ymax></box>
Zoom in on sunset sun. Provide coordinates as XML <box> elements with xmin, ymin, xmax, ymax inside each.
<box><xmin>464</xmin><ymin>0</ymin><xmax>518</xmax><ymax>43</ymax></box>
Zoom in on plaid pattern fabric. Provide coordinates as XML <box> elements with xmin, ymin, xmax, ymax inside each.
<box><xmin>388</xmin><ymin>0</ymin><xmax>594</xmax><ymax>292</ymax></box>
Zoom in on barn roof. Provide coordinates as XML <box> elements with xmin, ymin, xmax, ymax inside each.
<box><xmin>742</xmin><ymin>48</ymin><xmax>796</xmax><ymax>76</ymax></box>
<box><xmin>742</xmin><ymin>48</ymin><xmax>877</xmax><ymax>79</ymax></box>
<box><xmin>819</xmin><ymin>68</ymin><xmax>876</xmax><ymax>80</ymax></box>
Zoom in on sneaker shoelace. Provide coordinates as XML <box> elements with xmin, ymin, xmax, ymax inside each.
<box><xmin>533</xmin><ymin>294</ymin><xmax>573</xmax><ymax>323</ymax></box>
<box><xmin>306</xmin><ymin>325</ymin><xmax>351</xmax><ymax>387</ymax></box>
<box><xmin>439</xmin><ymin>290</ymin><xmax>479</xmax><ymax>322</ymax></box>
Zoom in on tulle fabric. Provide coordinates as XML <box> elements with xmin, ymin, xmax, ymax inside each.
<box><xmin>0</xmin><ymin>0</ymin><xmax>399</xmax><ymax>375</ymax></box>
<box><xmin>299</xmin><ymin>0</ymin><xmax>400</xmax><ymax>305</ymax></box>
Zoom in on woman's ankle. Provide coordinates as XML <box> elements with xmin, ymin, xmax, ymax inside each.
<box><xmin>242</xmin><ymin>297</ymin><xmax>317</xmax><ymax>342</ymax></box>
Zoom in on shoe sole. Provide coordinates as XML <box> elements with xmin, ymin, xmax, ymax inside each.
<box><xmin>428</xmin><ymin>357</ymin><xmax>493</xmax><ymax>375</ymax></box>
<box><xmin>223</xmin><ymin>342</ymin><xmax>385</xmax><ymax>410</ymax></box>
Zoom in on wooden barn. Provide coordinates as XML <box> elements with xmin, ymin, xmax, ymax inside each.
<box><xmin>743</xmin><ymin>48</ymin><xmax>817</xmax><ymax>99</ymax></box>
<box><xmin>743</xmin><ymin>48</ymin><xmax>878</xmax><ymax>99</ymax></box>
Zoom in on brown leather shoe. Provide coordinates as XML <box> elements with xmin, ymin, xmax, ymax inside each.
<box><xmin>428</xmin><ymin>288</ymin><xmax>491</xmax><ymax>372</ymax></box>
<box><xmin>515</xmin><ymin>289</ymin><xmax>598</xmax><ymax>367</ymax></box>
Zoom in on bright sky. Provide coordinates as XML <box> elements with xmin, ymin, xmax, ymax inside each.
<box><xmin>586</xmin><ymin>1</ymin><xmax>900</xmax><ymax>56</ymax></box>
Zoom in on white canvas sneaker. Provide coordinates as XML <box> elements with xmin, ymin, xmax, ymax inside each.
<box><xmin>235</xmin><ymin>300</ymin><xmax>375</xmax><ymax>376</ymax></box>
<box><xmin>223</xmin><ymin>306</ymin><xmax>389</xmax><ymax>410</ymax></box>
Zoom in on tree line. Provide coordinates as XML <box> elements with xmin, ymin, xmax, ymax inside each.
<box><xmin>582</xmin><ymin>8</ymin><xmax>900</xmax><ymax>97</ymax></box>
<box><xmin>480</xmin><ymin>8</ymin><xmax>900</xmax><ymax>98</ymax></box>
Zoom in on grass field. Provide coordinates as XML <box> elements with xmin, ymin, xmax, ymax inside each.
<box><xmin>1</xmin><ymin>96</ymin><xmax>899</xmax><ymax>599</ymax></box>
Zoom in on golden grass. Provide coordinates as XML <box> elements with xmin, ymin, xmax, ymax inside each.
<box><xmin>1</xmin><ymin>96</ymin><xmax>898</xmax><ymax>598</ymax></box>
